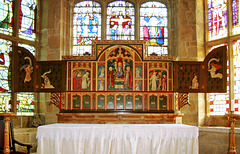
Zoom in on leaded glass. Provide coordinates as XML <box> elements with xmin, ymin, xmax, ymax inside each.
<box><xmin>0</xmin><ymin>93</ymin><xmax>11</xmax><ymax>112</ymax></box>
<box><xmin>0</xmin><ymin>0</ymin><xmax>14</xmax><ymax>35</ymax></box>
<box><xmin>209</xmin><ymin>93</ymin><xmax>229</xmax><ymax>115</ymax></box>
<box><xmin>73</xmin><ymin>1</ymin><xmax>101</xmax><ymax>56</ymax></box>
<box><xmin>0</xmin><ymin>39</ymin><xmax>12</xmax><ymax>112</ymax></box>
<box><xmin>209</xmin><ymin>44</ymin><xmax>229</xmax><ymax>115</ymax></box>
<box><xmin>208</xmin><ymin>0</ymin><xmax>228</xmax><ymax>41</ymax></box>
<box><xmin>140</xmin><ymin>1</ymin><xmax>168</xmax><ymax>56</ymax></box>
<box><xmin>233</xmin><ymin>40</ymin><xmax>240</xmax><ymax>113</ymax></box>
<box><xmin>16</xmin><ymin>92</ymin><xmax>34</xmax><ymax>116</ymax></box>
<box><xmin>19</xmin><ymin>0</ymin><xmax>37</xmax><ymax>41</ymax></box>
<box><xmin>233</xmin><ymin>0</ymin><xmax>240</xmax><ymax>35</ymax></box>
<box><xmin>0</xmin><ymin>39</ymin><xmax>12</xmax><ymax>92</ymax></box>
<box><xmin>19</xmin><ymin>43</ymin><xmax>36</xmax><ymax>56</ymax></box>
<box><xmin>17</xmin><ymin>43</ymin><xmax>35</xmax><ymax>116</ymax></box>
<box><xmin>106</xmin><ymin>1</ymin><xmax>134</xmax><ymax>40</ymax></box>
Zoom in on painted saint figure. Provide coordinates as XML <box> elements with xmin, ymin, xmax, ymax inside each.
<box><xmin>82</xmin><ymin>72</ymin><xmax>90</xmax><ymax>89</ymax></box>
<box><xmin>162</xmin><ymin>74</ymin><xmax>167</xmax><ymax>91</ymax></box>
<box><xmin>108</xmin><ymin>67</ymin><xmax>115</xmax><ymax>89</ymax></box>
<box><xmin>124</xmin><ymin>66</ymin><xmax>132</xmax><ymax>89</ymax></box>
<box><xmin>115</xmin><ymin>61</ymin><xmax>124</xmax><ymax>79</ymax></box>
<box><xmin>99</xmin><ymin>67</ymin><xmax>105</xmax><ymax>78</ymax></box>
<box><xmin>99</xmin><ymin>80</ymin><xmax>104</xmax><ymax>90</ymax></box>
<box><xmin>135</xmin><ymin>81</ymin><xmax>140</xmax><ymax>90</ymax></box>
<box><xmin>73</xmin><ymin>70</ymin><xmax>82</xmax><ymax>90</ymax></box>
<box><xmin>157</xmin><ymin>71</ymin><xmax>163</xmax><ymax>90</ymax></box>
<box><xmin>150</xmin><ymin>71</ymin><xmax>157</xmax><ymax>90</ymax></box>
<box><xmin>135</xmin><ymin>67</ymin><xmax>141</xmax><ymax>78</ymax></box>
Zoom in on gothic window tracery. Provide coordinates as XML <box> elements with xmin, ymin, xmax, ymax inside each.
<box><xmin>73</xmin><ymin>1</ymin><xmax>101</xmax><ymax>56</ymax></box>
<box><xmin>140</xmin><ymin>1</ymin><xmax>168</xmax><ymax>56</ymax></box>
<box><xmin>106</xmin><ymin>1</ymin><xmax>135</xmax><ymax>40</ymax></box>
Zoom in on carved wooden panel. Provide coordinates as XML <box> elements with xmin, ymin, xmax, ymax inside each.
<box><xmin>64</xmin><ymin>92</ymin><xmax>174</xmax><ymax>112</ymax></box>
<box><xmin>12</xmin><ymin>42</ymin><xmax>227</xmax><ymax>115</ymax></box>
<box><xmin>204</xmin><ymin>46</ymin><xmax>227</xmax><ymax>93</ymax></box>
<box><xmin>37</xmin><ymin>61</ymin><xmax>66</xmax><ymax>92</ymax></box>
<box><xmin>13</xmin><ymin>46</ymin><xmax>37</xmax><ymax>92</ymax></box>
<box><xmin>174</xmin><ymin>62</ymin><xmax>203</xmax><ymax>93</ymax></box>
<box><xmin>174</xmin><ymin>46</ymin><xmax>227</xmax><ymax>93</ymax></box>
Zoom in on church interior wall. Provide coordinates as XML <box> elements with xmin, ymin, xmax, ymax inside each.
<box><xmin>6</xmin><ymin>0</ymin><xmax>240</xmax><ymax>153</ymax></box>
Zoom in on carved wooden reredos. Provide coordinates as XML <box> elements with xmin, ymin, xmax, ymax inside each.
<box><xmin>13</xmin><ymin>41</ymin><xmax>227</xmax><ymax>118</ymax></box>
<box><xmin>62</xmin><ymin>40</ymin><xmax>176</xmax><ymax>112</ymax></box>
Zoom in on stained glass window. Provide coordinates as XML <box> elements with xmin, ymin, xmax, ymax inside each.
<box><xmin>0</xmin><ymin>39</ymin><xmax>12</xmax><ymax>112</ymax></box>
<box><xmin>19</xmin><ymin>0</ymin><xmax>37</xmax><ymax>41</ymax></box>
<box><xmin>106</xmin><ymin>1</ymin><xmax>134</xmax><ymax>40</ymax></box>
<box><xmin>208</xmin><ymin>0</ymin><xmax>228</xmax><ymax>41</ymax></box>
<box><xmin>16</xmin><ymin>93</ymin><xmax>34</xmax><ymax>116</ymax></box>
<box><xmin>209</xmin><ymin>44</ymin><xmax>229</xmax><ymax>115</ymax></box>
<box><xmin>233</xmin><ymin>0</ymin><xmax>240</xmax><ymax>35</ymax></box>
<box><xmin>233</xmin><ymin>40</ymin><xmax>240</xmax><ymax>113</ymax></box>
<box><xmin>73</xmin><ymin>1</ymin><xmax>101</xmax><ymax>56</ymax></box>
<box><xmin>0</xmin><ymin>0</ymin><xmax>37</xmax><ymax>116</ymax></box>
<box><xmin>0</xmin><ymin>0</ymin><xmax>14</xmax><ymax>35</ymax></box>
<box><xmin>140</xmin><ymin>1</ymin><xmax>168</xmax><ymax>56</ymax></box>
<box><xmin>17</xmin><ymin>43</ymin><xmax>35</xmax><ymax>116</ymax></box>
<box><xmin>19</xmin><ymin>43</ymin><xmax>36</xmax><ymax>56</ymax></box>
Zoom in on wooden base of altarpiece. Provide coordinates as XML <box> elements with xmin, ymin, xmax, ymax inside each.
<box><xmin>57</xmin><ymin>112</ymin><xmax>183</xmax><ymax>124</ymax></box>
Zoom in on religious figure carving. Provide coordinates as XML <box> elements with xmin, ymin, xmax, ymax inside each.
<box><xmin>189</xmin><ymin>73</ymin><xmax>199</xmax><ymax>89</ymax></box>
<box><xmin>41</xmin><ymin>70</ymin><xmax>54</xmax><ymax>88</ymax></box>
<box><xmin>20</xmin><ymin>57</ymin><xmax>33</xmax><ymax>83</ymax></box>
<box><xmin>208</xmin><ymin>58</ymin><xmax>223</xmax><ymax>79</ymax></box>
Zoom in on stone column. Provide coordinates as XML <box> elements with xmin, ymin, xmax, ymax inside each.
<box><xmin>101</xmin><ymin>2</ymin><xmax>107</xmax><ymax>40</ymax></box>
<box><xmin>135</xmin><ymin>2</ymin><xmax>140</xmax><ymax>40</ymax></box>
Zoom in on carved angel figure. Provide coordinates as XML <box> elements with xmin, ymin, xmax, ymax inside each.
<box><xmin>208</xmin><ymin>58</ymin><xmax>223</xmax><ymax>79</ymax></box>
<box><xmin>20</xmin><ymin>57</ymin><xmax>33</xmax><ymax>83</ymax></box>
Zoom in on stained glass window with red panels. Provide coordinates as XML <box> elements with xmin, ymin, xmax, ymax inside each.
<box><xmin>209</xmin><ymin>44</ymin><xmax>229</xmax><ymax>115</ymax></box>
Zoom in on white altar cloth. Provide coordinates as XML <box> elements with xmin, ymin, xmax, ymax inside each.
<box><xmin>37</xmin><ymin>124</ymin><xmax>199</xmax><ymax>154</ymax></box>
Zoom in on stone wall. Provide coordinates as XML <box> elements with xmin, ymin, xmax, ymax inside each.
<box><xmin>199</xmin><ymin>127</ymin><xmax>240</xmax><ymax>154</ymax></box>
<box><xmin>14</xmin><ymin>128</ymin><xmax>37</xmax><ymax>153</ymax></box>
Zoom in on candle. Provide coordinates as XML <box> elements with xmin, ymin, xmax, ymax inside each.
<box><xmin>231</xmin><ymin>99</ymin><xmax>235</xmax><ymax>112</ymax></box>
<box><xmin>5</xmin><ymin>99</ymin><xmax>8</xmax><ymax>112</ymax></box>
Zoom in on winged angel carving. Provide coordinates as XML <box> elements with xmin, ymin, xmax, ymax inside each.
<box><xmin>20</xmin><ymin>57</ymin><xmax>33</xmax><ymax>83</ymax></box>
<box><xmin>208</xmin><ymin>58</ymin><xmax>223</xmax><ymax>79</ymax></box>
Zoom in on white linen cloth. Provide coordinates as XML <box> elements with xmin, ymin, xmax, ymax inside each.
<box><xmin>37</xmin><ymin>124</ymin><xmax>198</xmax><ymax>154</ymax></box>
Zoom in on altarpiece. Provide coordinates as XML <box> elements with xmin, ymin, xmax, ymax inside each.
<box><xmin>12</xmin><ymin>41</ymin><xmax>227</xmax><ymax>123</ymax></box>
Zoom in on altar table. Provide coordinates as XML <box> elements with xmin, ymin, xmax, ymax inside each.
<box><xmin>36</xmin><ymin>124</ymin><xmax>199</xmax><ymax>154</ymax></box>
